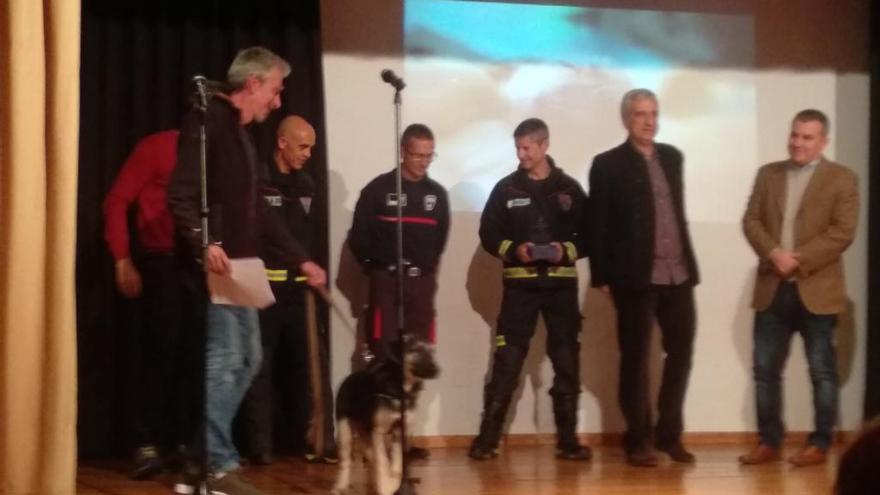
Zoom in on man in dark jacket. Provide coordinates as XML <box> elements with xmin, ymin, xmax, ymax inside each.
<box><xmin>239</xmin><ymin>115</ymin><xmax>337</xmax><ymax>465</ymax></box>
<box><xmin>346</xmin><ymin>123</ymin><xmax>449</xmax><ymax>459</ymax></box>
<box><xmin>168</xmin><ymin>47</ymin><xmax>326</xmax><ymax>495</ymax></box>
<box><xmin>589</xmin><ymin>89</ymin><xmax>699</xmax><ymax>467</ymax></box>
<box><xmin>469</xmin><ymin>118</ymin><xmax>591</xmax><ymax>461</ymax></box>
<box><xmin>347</xmin><ymin>123</ymin><xmax>450</xmax><ymax>360</ymax></box>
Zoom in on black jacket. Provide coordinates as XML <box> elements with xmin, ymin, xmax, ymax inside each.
<box><xmin>588</xmin><ymin>141</ymin><xmax>699</xmax><ymax>290</ymax></box>
<box><xmin>479</xmin><ymin>158</ymin><xmax>588</xmax><ymax>287</ymax></box>
<box><xmin>347</xmin><ymin>170</ymin><xmax>450</xmax><ymax>271</ymax></box>
<box><xmin>260</xmin><ymin>162</ymin><xmax>316</xmax><ymax>288</ymax></box>
<box><xmin>168</xmin><ymin>97</ymin><xmax>308</xmax><ymax>268</ymax></box>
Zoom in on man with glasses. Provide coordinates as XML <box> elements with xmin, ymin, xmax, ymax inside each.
<box><xmin>347</xmin><ymin>123</ymin><xmax>449</xmax><ymax>361</ymax></box>
<box><xmin>346</xmin><ymin>123</ymin><xmax>449</xmax><ymax>458</ymax></box>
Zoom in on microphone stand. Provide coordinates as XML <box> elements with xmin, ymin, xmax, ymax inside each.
<box><xmin>391</xmin><ymin>84</ymin><xmax>417</xmax><ymax>495</ymax></box>
<box><xmin>189</xmin><ymin>76</ymin><xmax>212</xmax><ymax>495</ymax></box>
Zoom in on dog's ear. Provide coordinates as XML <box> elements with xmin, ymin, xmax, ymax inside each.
<box><xmin>402</xmin><ymin>333</ymin><xmax>427</xmax><ymax>353</ymax></box>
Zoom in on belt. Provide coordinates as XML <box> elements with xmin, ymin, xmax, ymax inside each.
<box><xmin>379</xmin><ymin>264</ymin><xmax>428</xmax><ymax>277</ymax></box>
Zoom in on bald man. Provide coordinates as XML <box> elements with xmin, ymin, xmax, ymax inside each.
<box><xmin>239</xmin><ymin>115</ymin><xmax>337</xmax><ymax>464</ymax></box>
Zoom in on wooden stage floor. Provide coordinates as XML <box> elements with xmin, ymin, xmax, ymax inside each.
<box><xmin>77</xmin><ymin>444</ymin><xmax>838</xmax><ymax>495</ymax></box>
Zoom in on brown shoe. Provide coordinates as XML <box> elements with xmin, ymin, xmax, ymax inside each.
<box><xmin>738</xmin><ymin>444</ymin><xmax>781</xmax><ymax>464</ymax></box>
<box><xmin>627</xmin><ymin>447</ymin><xmax>660</xmax><ymax>467</ymax></box>
<box><xmin>788</xmin><ymin>445</ymin><xmax>827</xmax><ymax>467</ymax></box>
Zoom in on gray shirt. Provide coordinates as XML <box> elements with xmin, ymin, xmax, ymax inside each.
<box><xmin>780</xmin><ymin>158</ymin><xmax>819</xmax><ymax>251</ymax></box>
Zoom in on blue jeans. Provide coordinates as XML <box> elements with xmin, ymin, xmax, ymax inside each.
<box><xmin>205</xmin><ymin>303</ymin><xmax>262</xmax><ymax>472</ymax></box>
<box><xmin>753</xmin><ymin>282</ymin><xmax>838</xmax><ymax>450</ymax></box>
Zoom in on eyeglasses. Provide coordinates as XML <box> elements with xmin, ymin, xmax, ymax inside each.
<box><xmin>405</xmin><ymin>150</ymin><xmax>438</xmax><ymax>162</ymax></box>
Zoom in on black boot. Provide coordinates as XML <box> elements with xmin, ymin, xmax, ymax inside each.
<box><xmin>553</xmin><ymin>394</ymin><xmax>592</xmax><ymax>461</ymax></box>
<box><xmin>130</xmin><ymin>444</ymin><xmax>164</xmax><ymax>479</ymax></box>
<box><xmin>468</xmin><ymin>397</ymin><xmax>510</xmax><ymax>460</ymax></box>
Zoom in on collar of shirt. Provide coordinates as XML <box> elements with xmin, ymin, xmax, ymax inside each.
<box><xmin>627</xmin><ymin>140</ymin><xmax>657</xmax><ymax>160</ymax></box>
<box><xmin>787</xmin><ymin>157</ymin><xmax>820</xmax><ymax>172</ymax></box>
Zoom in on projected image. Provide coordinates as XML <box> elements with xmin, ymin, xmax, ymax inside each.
<box><xmin>403</xmin><ymin>0</ymin><xmax>757</xmax><ymax>222</ymax></box>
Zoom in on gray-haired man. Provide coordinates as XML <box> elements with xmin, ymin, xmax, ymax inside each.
<box><xmin>169</xmin><ymin>47</ymin><xmax>326</xmax><ymax>495</ymax></box>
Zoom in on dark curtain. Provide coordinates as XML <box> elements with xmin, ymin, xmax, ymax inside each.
<box><xmin>76</xmin><ymin>0</ymin><xmax>328</xmax><ymax>458</ymax></box>
<box><xmin>867</xmin><ymin>0</ymin><xmax>880</xmax><ymax>421</ymax></box>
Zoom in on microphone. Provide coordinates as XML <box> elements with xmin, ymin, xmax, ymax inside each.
<box><xmin>193</xmin><ymin>74</ymin><xmax>209</xmax><ymax>109</ymax></box>
<box><xmin>380</xmin><ymin>69</ymin><xmax>406</xmax><ymax>91</ymax></box>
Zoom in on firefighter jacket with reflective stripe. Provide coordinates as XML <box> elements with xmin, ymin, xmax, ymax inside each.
<box><xmin>347</xmin><ymin>169</ymin><xmax>450</xmax><ymax>271</ymax></box>
<box><xmin>479</xmin><ymin>158</ymin><xmax>589</xmax><ymax>287</ymax></box>
<box><xmin>260</xmin><ymin>163</ymin><xmax>316</xmax><ymax>289</ymax></box>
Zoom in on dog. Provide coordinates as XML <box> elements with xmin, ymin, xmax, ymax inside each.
<box><xmin>332</xmin><ymin>337</ymin><xmax>440</xmax><ymax>495</ymax></box>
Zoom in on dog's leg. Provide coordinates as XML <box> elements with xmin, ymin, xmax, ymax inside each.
<box><xmin>332</xmin><ymin>418</ymin><xmax>352</xmax><ymax>495</ymax></box>
<box><xmin>373</xmin><ymin>409</ymin><xmax>402</xmax><ymax>495</ymax></box>
<box><xmin>406</xmin><ymin>407</ymin><xmax>416</xmax><ymax>456</ymax></box>
<box><xmin>372</xmin><ymin>426</ymin><xmax>391</xmax><ymax>495</ymax></box>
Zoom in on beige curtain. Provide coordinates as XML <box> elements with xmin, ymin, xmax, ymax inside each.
<box><xmin>0</xmin><ymin>0</ymin><xmax>80</xmax><ymax>494</ymax></box>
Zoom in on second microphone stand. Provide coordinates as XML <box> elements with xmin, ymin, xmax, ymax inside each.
<box><xmin>391</xmin><ymin>84</ymin><xmax>418</xmax><ymax>495</ymax></box>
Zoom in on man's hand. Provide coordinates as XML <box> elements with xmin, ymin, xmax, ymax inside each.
<box><xmin>115</xmin><ymin>258</ymin><xmax>142</xmax><ymax>298</ymax></box>
<box><xmin>516</xmin><ymin>242</ymin><xmax>535</xmax><ymax>263</ymax></box>
<box><xmin>769</xmin><ymin>247</ymin><xmax>799</xmax><ymax>278</ymax></box>
<box><xmin>597</xmin><ymin>285</ymin><xmax>611</xmax><ymax>294</ymax></box>
<box><xmin>299</xmin><ymin>261</ymin><xmax>327</xmax><ymax>287</ymax></box>
<box><xmin>204</xmin><ymin>244</ymin><xmax>231</xmax><ymax>275</ymax></box>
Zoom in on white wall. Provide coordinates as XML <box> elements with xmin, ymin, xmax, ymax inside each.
<box><xmin>320</xmin><ymin>38</ymin><xmax>870</xmax><ymax>440</ymax></box>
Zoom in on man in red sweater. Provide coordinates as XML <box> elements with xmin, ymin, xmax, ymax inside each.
<box><xmin>103</xmin><ymin>129</ymin><xmax>198</xmax><ymax>479</ymax></box>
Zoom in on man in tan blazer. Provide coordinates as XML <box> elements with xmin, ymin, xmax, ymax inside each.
<box><xmin>740</xmin><ymin>109</ymin><xmax>859</xmax><ymax>467</ymax></box>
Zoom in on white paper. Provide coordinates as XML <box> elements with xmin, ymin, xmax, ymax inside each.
<box><xmin>206</xmin><ymin>257</ymin><xmax>276</xmax><ymax>309</ymax></box>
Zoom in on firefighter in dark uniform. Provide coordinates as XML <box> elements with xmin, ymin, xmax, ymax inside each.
<box><xmin>240</xmin><ymin>115</ymin><xmax>337</xmax><ymax>465</ymax></box>
<box><xmin>346</xmin><ymin>123</ymin><xmax>450</xmax><ymax>458</ymax></box>
<box><xmin>469</xmin><ymin>118</ymin><xmax>591</xmax><ymax>461</ymax></box>
<box><xmin>347</xmin><ymin>123</ymin><xmax>450</xmax><ymax>356</ymax></box>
